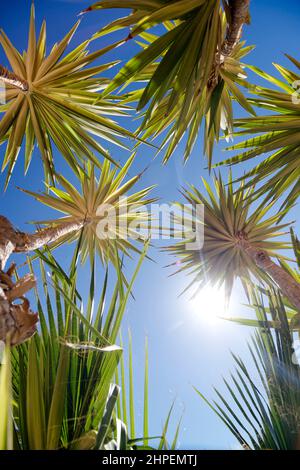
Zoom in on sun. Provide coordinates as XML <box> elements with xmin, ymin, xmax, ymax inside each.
<box><xmin>189</xmin><ymin>285</ymin><xmax>227</xmax><ymax>326</ymax></box>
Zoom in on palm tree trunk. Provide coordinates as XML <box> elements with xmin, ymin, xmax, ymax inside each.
<box><xmin>0</xmin><ymin>216</ymin><xmax>19</xmax><ymax>270</ymax></box>
<box><xmin>0</xmin><ymin>215</ymin><xmax>87</xmax><ymax>346</ymax></box>
<box><xmin>0</xmin><ymin>65</ymin><xmax>28</xmax><ymax>91</ymax></box>
<box><xmin>208</xmin><ymin>0</ymin><xmax>250</xmax><ymax>89</ymax></box>
<box><xmin>221</xmin><ymin>0</ymin><xmax>250</xmax><ymax>58</ymax></box>
<box><xmin>241</xmin><ymin>240</ymin><xmax>300</xmax><ymax>312</ymax></box>
<box><xmin>0</xmin><ymin>215</ymin><xmax>87</xmax><ymax>268</ymax></box>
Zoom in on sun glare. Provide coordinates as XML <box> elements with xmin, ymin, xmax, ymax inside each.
<box><xmin>189</xmin><ymin>285</ymin><xmax>228</xmax><ymax>326</ymax></box>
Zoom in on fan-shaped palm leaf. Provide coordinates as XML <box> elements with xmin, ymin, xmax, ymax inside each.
<box><xmin>0</xmin><ymin>4</ymin><xmax>135</xmax><ymax>187</ymax></box>
<box><xmin>82</xmin><ymin>0</ymin><xmax>253</xmax><ymax>165</ymax></box>
<box><xmin>20</xmin><ymin>154</ymin><xmax>155</xmax><ymax>266</ymax></box>
<box><xmin>219</xmin><ymin>55</ymin><xmax>300</xmax><ymax>211</ymax></box>
<box><xmin>166</xmin><ymin>173</ymin><xmax>291</xmax><ymax>301</ymax></box>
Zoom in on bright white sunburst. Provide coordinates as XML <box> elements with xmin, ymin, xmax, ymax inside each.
<box><xmin>189</xmin><ymin>285</ymin><xmax>228</xmax><ymax>326</ymax></box>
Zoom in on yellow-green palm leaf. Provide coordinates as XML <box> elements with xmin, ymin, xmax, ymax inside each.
<box><xmin>166</xmin><ymin>173</ymin><xmax>291</xmax><ymax>300</ymax></box>
<box><xmin>83</xmin><ymin>1</ymin><xmax>254</xmax><ymax>165</ymax></box>
<box><xmin>0</xmin><ymin>5</ymin><xmax>134</xmax><ymax>187</ymax></box>
<box><xmin>20</xmin><ymin>154</ymin><xmax>156</xmax><ymax>266</ymax></box>
<box><xmin>219</xmin><ymin>55</ymin><xmax>300</xmax><ymax>210</ymax></box>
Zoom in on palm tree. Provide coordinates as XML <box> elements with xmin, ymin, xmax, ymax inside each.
<box><xmin>19</xmin><ymin>156</ymin><xmax>155</xmax><ymax>266</ymax></box>
<box><xmin>82</xmin><ymin>0</ymin><xmax>252</xmax><ymax>165</ymax></box>
<box><xmin>1</xmin><ymin>0</ymin><xmax>300</xmax><ymax>452</ymax></box>
<box><xmin>0</xmin><ymin>155</ymin><xmax>154</xmax><ymax>345</ymax></box>
<box><xmin>0</xmin><ymin>4</ymin><xmax>135</xmax><ymax>186</ymax></box>
<box><xmin>166</xmin><ymin>174</ymin><xmax>300</xmax><ymax>310</ymax></box>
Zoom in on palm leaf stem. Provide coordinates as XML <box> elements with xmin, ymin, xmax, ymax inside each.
<box><xmin>221</xmin><ymin>0</ymin><xmax>250</xmax><ymax>58</ymax></box>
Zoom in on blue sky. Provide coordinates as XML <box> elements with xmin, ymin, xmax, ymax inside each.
<box><xmin>1</xmin><ymin>0</ymin><xmax>300</xmax><ymax>449</ymax></box>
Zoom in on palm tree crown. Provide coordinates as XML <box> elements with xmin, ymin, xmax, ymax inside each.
<box><xmin>167</xmin><ymin>174</ymin><xmax>291</xmax><ymax>301</ymax></box>
<box><xmin>0</xmin><ymin>5</ymin><xmax>135</xmax><ymax>187</ymax></box>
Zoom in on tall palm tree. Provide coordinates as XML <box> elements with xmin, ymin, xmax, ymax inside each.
<box><xmin>82</xmin><ymin>0</ymin><xmax>252</xmax><ymax>165</ymax></box>
<box><xmin>166</xmin><ymin>174</ymin><xmax>300</xmax><ymax>310</ymax></box>
<box><xmin>0</xmin><ymin>4</ymin><xmax>135</xmax><ymax>186</ymax></box>
<box><xmin>0</xmin><ymin>155</ymin><xmax>154</xmax><ymax>346</ymax></box>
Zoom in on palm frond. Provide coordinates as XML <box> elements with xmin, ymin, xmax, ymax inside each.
<box><xmin>19</xmin><ymin>155</ymin><xmax>156</xmax><ymax>266</ymax></box>
<box><xmin>0</xmin><ymin>4</ymin><xmax>135</xmax><ymax>187</ymax></box>
<box><xmin>166</xmin><ymin>173</ymin><xmax>291</xmax><ymax>302</ymax></box>
<box><xmin>10</xmin><ymin>244</ymin><xmax>146</xmax><ymax>449</ymax></box>
<box><xmin>83</xmin><ymin>1</ymin><xmax>253</xmax><ymax>166</ymax></box>
<box><xmin>218</xmin><ymin>55</ymin><xmax>300</xmax><ymax>211</ymax></box>
<box><xmin>0</xmin><ymin>345</ymin><xmax>12</xmax><ymax>450</ymax></box>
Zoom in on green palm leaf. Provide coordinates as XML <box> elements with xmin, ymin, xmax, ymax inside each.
<box><xmin>10</xmin><ymin>247</ymin><xmax>137</xmax><ymax>449</ymax></box>
<box><xmin>83</xmin><ymin>1</ymin><xmax>253</xmax><ymax>166</ymax></box>
<box><xmin>218</xmin><ymin>55</ymin><xmax>300</xmax><ymax>211</ymax></box>
<box><xmin>0</xmin><ymin>4</ymin><xmax>135</xmax><ymax>187</ymax></box>
<box><xmin>166</xmin><ymin>173</ymin><xmax>291</xmax><ymax>301</ymax></box>
<box><xmin>19</xmin><ymin>154</ymin><xmax>155</xmax><ymax>265</ymax></box>
<box><xmin>0</xmin><ymin>345</ymin><xmax>12</xmax><ymax>450</ymax></box>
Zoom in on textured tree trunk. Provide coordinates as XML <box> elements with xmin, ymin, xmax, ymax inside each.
<box><xmin>240</xmin><ymin>239</ymin><xmax>300</xmax><ymax>312</ymax></box>
<box><xmin>0</xmin><ymin>269</ymin><xmax>38</xmax><ymax>347</ymax></box>
<box><xmin>0</xmin><ymin>216</ymin><xmax>19</xmax><ymax>270</ymax></box>
<box><xmin>208</xmin><ymin>0</ymin><xmax>250</xmax><ymax>89</ymax></box>
<box><xmin>0</xmin><ymin>215</ymin><xmax>87</xmax><ymax>346</ymax></box>
<box><xmin>221</xmin><ymin>0</ymin><xmax>250</xmax><ymax>58</ymax></box>
<box><xmin>14</xmin><ymin>220</ymin><xmax>87</xmax><ymax>253</ymax></box>
<box><xmin>0</xmin><ymin>65</ymin><xmax>28</xmax><ymax>92</ymax></box>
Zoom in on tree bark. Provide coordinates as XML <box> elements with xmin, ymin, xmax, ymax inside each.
<box><xmin>220</xmin><ymin>0</ymin><xmax>250</xmax><ymax>58</ymax></box>
<box><xmin>0</xmin><ymin>65</ymin><xmax>28</xmax><ymax>92</ymax></box>
<box><xmin>0</xmin><ymin>268</ymin><xmax>38</xmax><ymax>346</ymax></box>
<box><xmin>208</xmin><ymin>0</ymin><xmax>250</xmax><ymax>89</ymax></box>
<box><xmin>14</xmin><ymin>220</ymin><xmax>87</xmax><ymax>253</ymax></box>
<box><xmin>0</xmin><ymin>216</ymin><xmax>19</xmax><ymax>270</ymax></box>
<box><xmin>240</xmin><ymin>238</ymin><xmax>300</xmax><ymax>313</ymax></box>
<box><xmin>0</xmin><ymin>215</ymin><xmax>87</xmax><ymax>269</ymax></box>
<box><xmin>0</xmin><ymin>215</ymin><xmax>87</xmax><ymax>346</ymax></box>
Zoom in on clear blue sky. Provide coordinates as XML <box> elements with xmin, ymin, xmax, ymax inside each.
<box><xmin>1</xmin><ymin>0</ymin><xmax>300</xmax><ymax>449</ymax></box>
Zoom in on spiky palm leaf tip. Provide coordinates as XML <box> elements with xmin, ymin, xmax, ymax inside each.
<box><xmin>20</xmin><ymin>154</ymin><xmax>156</xmax><ymax>266</ymax></box>
<box><xmin>82</xmin><ymin>0</ymin><xmax>254</xmax><ymax>166</ymax></box>
<box><xmin>166</xmin><ymin>173</ymin><xmax>291</xmax><ymax>302</ymax></box>
<box><xmin>0</xmin><ymin>4</ymin><xmax>135</xmax><ymax>188</ymax></box>
<box><xmin>219</xmin><ymin>55</ymin><xmax>300</xmax><ymax>211</ymax></box>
